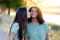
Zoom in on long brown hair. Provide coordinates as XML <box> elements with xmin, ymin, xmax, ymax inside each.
<box><xmin>28</xmin><ymin>6</ymin><xmax>45</xmax><ymax>24</ymax></box>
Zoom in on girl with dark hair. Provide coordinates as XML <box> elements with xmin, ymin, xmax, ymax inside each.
<box><xmin>25</xmin><ymin>6</ymin><xmax>50</xmax><ymax>40</ymax></box>
<box><xmin>9</xmin><ymin>6</ymin><xmax>27</xmax><ymax>40</ymax></box>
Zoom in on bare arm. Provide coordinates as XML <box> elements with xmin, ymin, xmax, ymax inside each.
<box><xmin>24</xmin><ymin>35</ymin><xmax>28</xmax><ymax>40</ymax></box>
<box><xmin>9</xmin><ymin>32</ymin><xmax>15</xmax><ymax>40</ymax></box>
<box><xmin>46</xmin><ymin>34</ymin><xmax>49</xmax><ymax>40</ymax></box>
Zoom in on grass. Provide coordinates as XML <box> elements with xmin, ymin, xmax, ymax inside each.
<box><xmin>48</xmin><ymin>23</ymin><xmax>60</xmax><ymax>40</ymax></box>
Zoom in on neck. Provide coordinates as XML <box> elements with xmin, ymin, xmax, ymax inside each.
<box><xmin>32</xmin><ymin>18</ymin><xmax>38</xmax><ymax>23</ymax></box>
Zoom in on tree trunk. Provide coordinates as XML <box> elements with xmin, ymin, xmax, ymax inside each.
<box><xmin>8</xmin><ymin>8</ymin><xmax>10</xmax><ymax>15</ymax></box>
<box><xmin>4</xmin><ymin>6</ymin><xmax>6</xmax><ymax>15</ymax></box>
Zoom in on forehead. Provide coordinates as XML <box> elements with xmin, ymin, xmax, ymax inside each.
<box><xmin>31</xmin><ymin>7</ymin><xmax>37</xmax><ymax>11</ymax></box>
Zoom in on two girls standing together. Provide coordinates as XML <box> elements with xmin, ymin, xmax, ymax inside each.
<box><xmin>9</xmin><ymin>6</ymin><xmax>50</xmax><ymax>40</ymax></box>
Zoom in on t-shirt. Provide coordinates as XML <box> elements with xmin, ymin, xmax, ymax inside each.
<box><xmin>11</xmin><ymin>22</ymin><xmax>19</xmax><ymax>40</ymax></box>
<box><xmin>26</xmin><ymin>22</ymin><xmax>50</xmax><ymax>40</ymax></box>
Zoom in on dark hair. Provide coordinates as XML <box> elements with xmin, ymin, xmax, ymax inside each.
<box><xmin>28</xmin><ymin>6</ymin><xmax>45</xmax><ymax>24</ymax></box>
<box><xmin>10</xmin><ymin>6</ymin><xmax>27</xmax><ymax>40</ymax></box>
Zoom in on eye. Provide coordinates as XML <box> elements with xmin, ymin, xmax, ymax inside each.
<box><xmin>35</xmin><ymin>11</ymin><xmax>37</xmax><ymax>13</ymax></box>
<box><xmin>31</xmin><ymin>10</ymin><xmax>34</xmax><ymax>12</ymax></box>
<box><xmin>31</xmin><ymin>10</ymin><xmax>37</xmax><ymax>13</ymax></box>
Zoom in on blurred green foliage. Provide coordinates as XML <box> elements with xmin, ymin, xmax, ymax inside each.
<box><xmin>0</xmin><ymin>0</ymin><xmax>25</xmax><ymax>15</ymax></box>
<box><xmin>0</xmin><ymin>0</ymin><xmax>24</xmax><ymax>9</ymax></box>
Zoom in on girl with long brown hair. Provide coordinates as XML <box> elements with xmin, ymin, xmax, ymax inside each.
<box><xmin>25</xmin><ymin>6</ymin><xmax>50</xmax><ymax>40</ymax></box>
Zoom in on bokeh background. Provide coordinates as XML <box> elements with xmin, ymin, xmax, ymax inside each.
<box><xmin>0</xmin><ymin>0</ymin><xmax>60</xmax><ymax>40</ymax></box>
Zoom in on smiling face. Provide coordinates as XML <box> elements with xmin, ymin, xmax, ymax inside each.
<box><xmin>28</xmin><ymin>6</ymin><xmax>44</xmax><ymax>24</ymax></box>
<box><xmin>30</xmin><ymin>7</ymin><xmax>38</xmax><ymax>18</ymax></box>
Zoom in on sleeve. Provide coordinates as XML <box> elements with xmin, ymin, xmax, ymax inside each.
<box><xmin>11</xmin><ymin>23</ymin><xmax>19</xmax><ymax>33</ymax></box>
<box><xmin>44</xmin><ymin>23</ymin><xmax>51</xmax><ymax>34</ymax></box>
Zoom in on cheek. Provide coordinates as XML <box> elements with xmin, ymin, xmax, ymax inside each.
<box><xmin>36</xmin><ymin>13</ymin><xmax>37</xmax><ymax>15</ymax></box>
<box><xmin>30</xmin><ymin>12</ymin><xmax>33</xmax><ymax>16</ymax></box>
<box><xmin>35</xmin><ymin>13</ymin><xmax>37</xmax><ymax>16</ymax></box>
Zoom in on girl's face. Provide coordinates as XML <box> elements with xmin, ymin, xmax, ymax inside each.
<box><xmin>30</xmin><ymin>7</ymin><xmax>37</xmax><ymax>18</ymax></box>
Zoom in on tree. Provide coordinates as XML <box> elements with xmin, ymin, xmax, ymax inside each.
<box><xmin>0</xmin><ymin>0</ymin><xmax>25</xmax><ymax>15</ymax></box>
<box><xmin>4</xmin><ymin>0</ymin><xmax>24</xmax><ymax>15</ymax></box>
<box><xmin>0</xmin><ymin>0</ymin><xmax>4</xmax><ymax>14</ymax></box>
